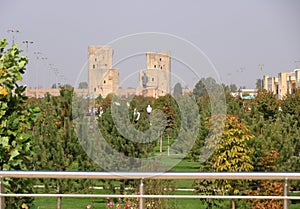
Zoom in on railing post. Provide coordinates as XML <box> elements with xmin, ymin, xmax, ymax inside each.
<box><xmin>0</xmin><ymin>177</ymin><xmax>5</xmax><ymax>209</ymax></box>
<box><xmin>284</xmin><ymin>178</ymin><xmax>289</xmax><ymax>209</ymax></box>
<box><xmin>139</xmin><ymin>178</ymin><xmax>144</xmax><ymax>209</ymax></box>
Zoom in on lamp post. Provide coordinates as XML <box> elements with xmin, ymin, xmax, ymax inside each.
<box><xmin>146</xmin><ymin>104</ymin><xmax>152</xmax><ymax>125</ymax></box>
<box><xmin>22</xmin><ymin>40</ymin><xmax>33</xmax><ymax>96</ymax></box>
<box><xmin>34</xmin><ymin>52</ymin><xmax>42</xmax><ymax>98</ymax></box>
<box><xmin>133</xmin><ymin>108</ymin><xmax>140</xmax><ymax>122</ymax></box>
<box><xmin>7</xmin><ymin>29</ymin><xmax>19</xmax><ymax>45</ymax></box>
<box><xmin>258</xmin><ymin>64</ymin><xmax>264</xmax><ymax>88</ymax></box>
<box><xmin>49</xmin><ymin>64</ymin><xmax>56</xmax><ymax>88</ymax></box>
<box><xmin>159</xmin><ymin>131</ymin><xmax>163</xmax><ymax>153</ymax></box>
<box><xmin>146</xmin><ymin>103</ymin><xmax>163</xmax><ymax>155</ymax></box>
<box><xmin>22</xmin><ymin>40</ymin><xmax>34</xmax><ymax>52</ymax></box>
<box><xmin>54</xmin><ymin>69</ymin><xmax>59</xmax><ymax>90</ymax></box>
<box><xmin>36</xmin><ymin>57</ymin><xmax>47</xmax><ymax>96</ymax></box>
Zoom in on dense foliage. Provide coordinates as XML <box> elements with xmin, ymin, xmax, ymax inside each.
<box><xmin>0</xmin><ymin>39</ymin><xmax>40</xmax><ymax>208</ymax></box>
<box><xmin>31</xmin><ymin>88</ymin><xmax>98</xmax><ymax>209</ymax></box>
<box><xmin>193</xmin><ymin>82</ymin><xmax>300</xmax><ymax>208</ymax></box>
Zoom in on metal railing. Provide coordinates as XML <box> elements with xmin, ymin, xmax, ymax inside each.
<box><xmin>1</xmin><ymin>171</ymin><xmax>300</xmax><ymax>209</ymax></box>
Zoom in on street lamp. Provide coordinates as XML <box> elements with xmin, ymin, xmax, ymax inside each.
<box><xmin>53</xmin><ymin>68</ymin><xmax>59</xmax><ymax>88</ymax></box>
<box><xmin>133</xmin><ymin>108</ymin><xmax>140</xmax><ymax>122</ymax></box>
<box><xmin>258</xmin><ymin>64</ymin><xmax>264</xmax><ymax>88</ymax></box>
<box><xmin>146</xmin><ymin>104</ymin><xmax>152</xmax><ymax>125</ymax></box>
<box><xmin>7</xmin><ymin>29</ymin><xmax>19</xmax><ymax>45</ymax></box>
<box><xmin>21</xmin><ymin>40</ymin><xmax>33</xmax><ymax>96</ymax></box>
<box><xmin>49</xmin><ymin>64</ymin><xmax>56</xmax><ymax>88</ymax></box>
<box><xmin>22</xmin><ymin>40</ymin><xmax>34</xmax><ymax>52</ymax></box>
<box><xmin>146</xmin><ymin>104</ymin><xmax>163</xmax><ymax>153</ymax></box>
<box><xmin>34</xmin><ymin>53</ymin><xmax>48</xmax><ymax>98</ymax></box>
<box><xmin>34</xmin><ymin>52</ymin><xmax>42</xmax><ymax>98</ymax></box>
<box><xmin>99</xmin><ymin>107</ymin><xmax>104</xmax><ymax>117</ymax></box>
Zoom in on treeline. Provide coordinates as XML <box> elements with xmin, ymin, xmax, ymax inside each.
<box><xmin>191</xmin><ymin>77</ymin><xmax>300</xmax><ymax>208</ymax></box>
<box><xmin>2</xmin><ymin>39</ymin><xmax>300</xmax><ymax>208</ymax></box>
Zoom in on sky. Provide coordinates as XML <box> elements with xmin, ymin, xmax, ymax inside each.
<box><xmin>1</xmin><ymin>0</ymin><xmax>300</xmax><ymax>89</ymax></box>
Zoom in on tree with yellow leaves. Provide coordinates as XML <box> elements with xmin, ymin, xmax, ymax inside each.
<box><xmin>194</xmin><ymin>114</ymin><xmax>254</xmax><ymax>209</ymax></box>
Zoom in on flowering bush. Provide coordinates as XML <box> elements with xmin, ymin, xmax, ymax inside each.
<box><xmin>105</xmin><ymin>195</ymin><xmax>138</xmax><ymax>209</ymax></box>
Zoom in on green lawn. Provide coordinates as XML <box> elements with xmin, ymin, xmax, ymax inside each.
<box><xmin>34</xmin><ymin>197</ymin><xmax>104</xmax><ymax>209</ymax></box>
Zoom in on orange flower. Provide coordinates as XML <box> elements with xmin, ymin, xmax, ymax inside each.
<box><xmin>0</xmin><ymin>86</ymin><xmax>8</xmax><ymax>96</ymax></box>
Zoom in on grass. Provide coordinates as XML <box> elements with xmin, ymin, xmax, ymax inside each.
<box><xmin>34</xmin><ymin>197</ymin><xmax>104</xmax><ymax>209</ymax></box>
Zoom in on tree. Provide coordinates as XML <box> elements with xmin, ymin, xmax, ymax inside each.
<box><xmin>281</xmin><ymin>88</ymin><xmax>300</xmax><ymax>125</ymax></box>
<box><xmin>51</xmin><ymin>83</ymin><xmax>58</xmax><ymax>88</ymax></box>
<box><xmin>32</xmin><ymin>88</ymin><xmax>96</xmax><ymax>209</ymax></box>
<box><xmin>193</xmin><ymin>77</ymin><xmax>226</xmax><ymax>115</ymax></box>
<box><xmin>78</xmin><ymin>81</ymin><xmax>88</xmax><ymax>89</ymax></box>
<box><xmin>194</xmin><ymin>77</ymin><xmax>216</xmax><ymax>97</ymax></box>
<box><xmin>249</xmin><ymin>150</ymin><xmax>284</xmax><ymax>209</ymax></box>
<box><xmin>94</xmin><ymin>95</ymin><xmax>177</xmax><ymax>208</ymax></box>
<box><xmin>229</xmin><ymin>84</ymin><xmax>238</xmax><ymax>92</ymax></box>
<box><xmin>173</xmin><ymin>82</ymin><xmax>182</xmax><ymax>96</ymax></box>
<box><xmin>254</xmin><ymin>89</ymin><xmax>279</xmax><ymax>120</ymax></box>
<box><xmin>154</xmin><ymin>94</ymin><xmax>180</xmax><ymax>139</ymax></box>
<box><xmin>222</xmin><ymin>84</ymin><xmax>238</xmax><ymax>93</ymax></box>
<box><xmin>256</xmin><ymin>78</ymin><xmax>263</xmax><ymax>89</ymax></box>
<box><xmin>210</xmin><ymin>115</ymin><xmax>253</xmax><ymax>190</ymax></box>
<box><xmin>195</xmin><ymin>115</ymin><xmax>254</xmax><ymax>209</ymax></box>
<box><xmin>0</xmin><ymin>38</ymin><xmax>40</xmax><ymax>208</ymax></box>
<box><xmin>96</xmin><ymin>95</ymin><xmax>157</xmax><ymax>165</ymax></box>
<box><xmin>193</xmin><ymin>77</ymin><xmax>224</xmax><ymax>97</ymax></box>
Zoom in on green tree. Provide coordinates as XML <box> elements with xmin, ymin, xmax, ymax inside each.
<box><xmin>193</xmin><ymin>77</ymin><xmax>212</xmax><ymax>97</ymax></box>
<box><xmin>173</xmin><ymin>82</ymin><xmax>183</xmax><ymax>96</ymax></box>
<box><xmin>256</xmin><ymin>78</ymin><xmax>263</xmax><ymax>89</ymax></box>
<box><xmin>97</xmin><ymin>95</ymin><xmax>157</xmax><ymax>163</ymax></box>
<box><xmin>32</xmin><ymin>88</ymin><xmax>96</xmax><ymax>209</ymax></box>
<box><xmin>94</xmin><ymin>95</ymin><xmax>177</xmax><ymax>208</ymax></box>
<box><xmin>193</xmin><ymin>77</ymin><xmax>223</xmax><ymax>98</ymax></box>
<box><xmin>225</xmin><ymin>93</ymin><xmax>245</xmax><ymax>118</ymax></box>
<box><xmin>254</xmin><ymin>89</ymin><xmax>279</xmax><ymax>120</ymax></box>
<box><xmin>78</xmin><ymin>81</ymin><xmax>88</xmax><ymax>89</ymax></box>
<box><xmin>154</xmin><ymin>94</ymin><xmax>180</xmax><ymax>139</ymax></box>
<box><xmin>0</xmin><ymin>38</ymin><xmax>40</xmax><ymax>208</ymax></box>
<box><xmin>229</xmin><ymin>83</ymin><xmax>238</xmax><ymax>92</ymax></box>
<box><xmin>281</xmin><ymin>88</ymin><xmax>300</xmax><ymax>125</ymax></box>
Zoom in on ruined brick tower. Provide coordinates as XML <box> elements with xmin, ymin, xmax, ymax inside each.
<box><xmin>138</xmin><ymin>51</ymin><xmax>171</xmax><ymax>98</ymax></box>
<box><xmin>88</xmin><ymin>46</ymin><xmax>119</xmax><ymax>97</ymax></box>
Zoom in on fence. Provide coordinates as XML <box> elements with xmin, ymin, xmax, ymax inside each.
<box><xmin>1</xmin><ymin>171</ymin><xmax>300</xmax><ymax>209</ymax></box>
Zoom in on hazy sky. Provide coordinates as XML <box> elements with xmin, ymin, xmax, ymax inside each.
<box><xmin>1</xmin><ymin>0</ymin><xmax>300</xmax><ymax>89</ymax></box>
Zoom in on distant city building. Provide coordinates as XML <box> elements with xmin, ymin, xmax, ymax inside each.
<box><xmin>295</xmin><ymin>69</ymin><xmax>300</xmax><ymax>89</ymax></box>
<box><xmin>25</xmin><ymin>88</ymin><xmax>88</xmax><ymax>98</ymax></box>
<box><xmin>239</xmin><ymin>89</ymin><xmax>257</xmax><ymax>99</ymax></box>
<box><xmin>26</xmin><ymin>48</ymin><xmax>178</xmax><ymax>99</ymax></box>
<box><xmin>263</xmin><ymin>69</ymin><xmax>300</xmax><ymax>99</ymax></box>
<box><xmin>88</xmin><ymin>46</ymin><xmax>119</xmax><ymax>98</ymax></box>
<box><xmin>278</xmin><ymin>72</ymin><xmax>292</xmax><ymax>99</ymax></box>
<box><xmin>263</xmin><ymin>75</ymin><xmax>278</xmax><ymax>95</ymax></box>
<box><xmin>117</xmin><ymin>88</ymin><xmax>137</xmax><ymax>98</ymax></box>
<box><xmin>138</xmin><ymin>51</ymin><xmax>171</xmax><ymax>98</ymax></box>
